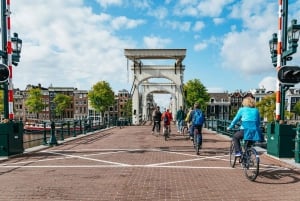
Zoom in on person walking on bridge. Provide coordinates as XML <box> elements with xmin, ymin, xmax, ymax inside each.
<box><xmin>176</xmin><ymin>106</ymin><xmax>185</xmax><ymax>134</ymax></box>
<box><xmin>152</xmin><ymin>106</ymin><xmax>162</xmax><ymax>134</ymax></box>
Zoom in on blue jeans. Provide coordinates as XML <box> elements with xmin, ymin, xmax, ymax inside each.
<box><xmin>194</xmin><ymin>125</ymin><xmax>203</xmax><ymax>145</ymax></box>
<box><xmin>189</xmin><ymin>125</ymin><xmax>194</xmax><ymax>138</ymax></box>
<box><xmin>177</xmin><ymin>120</ymin><xmax>183</xmax><ymax>132</ymax></box>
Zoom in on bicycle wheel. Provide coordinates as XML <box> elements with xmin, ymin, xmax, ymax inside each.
<box><xmin>194</xmin><ymin>128</ymin><xmax>200</xmax><ymax>155</ymax></box>
<box><xmin>164</xmin><ymin>126</ymin><xmax>168</xmax><ymax>141</ymax></box>
<box><xmin>229</xmin><ymin>141</ymin><xmax>237</xmax><ymax>168</ymax></box>
<box><xmin>243</xmin><ymin>148</ymin><xmax>260</xmax><ymax>181</ymax></box>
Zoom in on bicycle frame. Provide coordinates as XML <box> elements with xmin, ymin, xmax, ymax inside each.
<box><xmin>229</xmin><ymin>140</ymin><xmax>260</xmax><ymax>181</ymax></box>
<box><xmin>193</xmin><ymin>126</ymin><xmax>202</xmax><ymax>155</ymax></box>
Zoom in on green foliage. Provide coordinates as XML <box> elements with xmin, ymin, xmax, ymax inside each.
<box><xmin>0</xmin><ymin>90</ymin><xmax>3</xmax><ymax>115</ymax></box>
<box><xmin>256</xmin><ymin>93</ymin><xmax>276</xmax><ymax>122</ymax></box>
<box><xmin>25</xmin><ymin>88</ymin><xmax>45</xmax><ymax>117</ymax></box>
<box><xmin>123</xmin><ymin>99</ymin><xmax>132</xmax><ymax>117</ymax></box>
<box><xmin>88</xmin><ymin>81</ymin><xmax>115</xmax><ymax>114</ymax></box>
<box><xmin>53</xmin><ymin>93</ymin><xmax>72</xmax><ymax>118</ymax></box>
<box><xmin>183</xmin><ymin>79</ymin><xmax>210</xmax><ymax>111</ymax></box>
<box><xmin>294</xmin><ymin>101</ymin><xmax>300</xmax><ymax>116</ymax></box>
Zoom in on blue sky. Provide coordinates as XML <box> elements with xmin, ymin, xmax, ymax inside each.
<box><xmin>5</xmin><ymin>0</ymin><xmax>300</xmax><ymax>107</ymax></box>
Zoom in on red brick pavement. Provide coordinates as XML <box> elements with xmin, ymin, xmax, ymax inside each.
<box><xmin>0</xmin><ymin>124</ymin><xmax>300</xmax><ymax>201</ymax></box>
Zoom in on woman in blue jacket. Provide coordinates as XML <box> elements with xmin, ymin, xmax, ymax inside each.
<box><xmin>227</xmin><ymin>97</ymin><xmax>262</xmax><ymax>156</ymax></box>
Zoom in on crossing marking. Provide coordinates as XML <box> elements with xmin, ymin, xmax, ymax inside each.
<box><xmin>0</xmin><ymin>148</ymin><xmax>290</xmax><ymax>171</ymax></box>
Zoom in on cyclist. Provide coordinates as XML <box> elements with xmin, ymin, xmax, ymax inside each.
<box><xmin>189</xmin><ymin>102</ymin><xmax>205</xmax><ymax>148</ymax></box>
<box><xmin>185</xmin><ymin>107</ymin><xmax>193</xmax><ymax>140</ymax></box>
<box><xmin>176</xmin><ymin>106</ymin><xmax>185</xmax><ymax>134</ymax></box>
<box><xmin>227</xmin><ymin>97</ymin><xmax>262</xmax><ymax>157</ymax></box>
<box><xmin>152</xmin><ymin>106</ymin><xmax>162</xmax><ymax>134</ymax></box>
<box><xmin>161</xmin><ymin>108</ymin><xmax>173</xmax><ymax>135</ymax></box>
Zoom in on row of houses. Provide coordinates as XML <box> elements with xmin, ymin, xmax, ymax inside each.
<box><xmin>207</xmin><ymin>87</ymin><xmax>300</xmax><ymax>121</ymax></box>
<box><xmin>13</xmin><ymin>84</ymin><xmax>131</xmax><ymax>123</ymax></box>
<box><xmin>7</xmin><ymin>84</ymin><xmax>300</xmax><ymax>123</ymax></box>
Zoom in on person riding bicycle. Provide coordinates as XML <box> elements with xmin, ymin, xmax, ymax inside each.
<box><xmin>161</xmin><ymin>108</ymin><xmax>173</xmax><ymax>134</ymax></box>
<box><xmin>152</xmin><ymin>106</ymin><xmax>162</xmax><ymax>134</ymax></box>
<box><xmin>227</xmin><ymin>97</ymin><xmax>262</xmax><ymax>157</ymax></box>
<box><xmin>189</xmin><ymin>102</ymin><xmax>205</xmax><ymax>147</ymax></box>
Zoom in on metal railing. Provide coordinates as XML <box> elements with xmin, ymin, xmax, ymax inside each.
<box><xmin>23</xmin><ymin>117</ymin><xmax>132</xmax><ymax>149</ymax></box>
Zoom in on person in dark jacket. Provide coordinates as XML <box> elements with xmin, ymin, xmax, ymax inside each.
<box><xmin>152</xmin><ymin>106</ymin><xmax>162</xmax><ymax>134</ymax></box>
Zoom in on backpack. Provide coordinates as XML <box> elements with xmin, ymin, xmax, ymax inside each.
<box><xmin>163</xmin><ymin>114</ymin><xmax>169</xmax><ymax>123</ymax></box>
<box><xmin>192</xmin><ymin>109</ymin><xmax>204</xmax><ymax>126</ymax></box>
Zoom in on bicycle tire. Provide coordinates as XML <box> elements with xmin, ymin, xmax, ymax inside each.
<box><xmin>164</xmin><ymin>126</ymin><xmax>168</xmax><ymax>141</ymax></box>
<box><xmin>229</xmin><ymin>141</ymin><xmax>237</xmax><ymax>168</ymax></box>
<box><xmin>194</xmin><ymin>128</ymin><xmax>200</xmax><ymax>155</ymax></box>
<box><xmin>182</xmin><ymin>126</ymin><xmax>188</xmax><ymax>136</ymax></box>
<box><xmin>243</xmin><ymin>148</ymin><xmax>259</xmax><ymax>181</ymax></box>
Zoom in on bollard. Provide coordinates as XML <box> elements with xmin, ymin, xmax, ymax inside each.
<box><xmin>60</xmin><ymin>122</ymin><xmax>64</xmax><ymax>141</ymax></box>
<box><xmin>43</xmin><ymin>122</ymin><xmax>47</xmax><ymax>145</ymax></box>
<box><xmin>73</xmin><ymin>120</ymin><xmax>77</xmax><ymax>137</ymax></box>
<box><xmin>294</xmin><ymin>125</ymin><xmax>300</xmax><ymax>163</ymax></box>
<box><xmin>48</xmin><ymin>121</ymin><xmax>58</xmax><ymax>146</ymax></box>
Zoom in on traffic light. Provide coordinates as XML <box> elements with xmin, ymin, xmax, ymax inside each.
<box><xmin>0</xmin><ymin>64</ymin><xmax>9</xmax><ymax>83</ymax></box>
<box><xmin>278</xmin><ymin>66</ymin><xmax>300</xmax><ymax>84</ymax></box>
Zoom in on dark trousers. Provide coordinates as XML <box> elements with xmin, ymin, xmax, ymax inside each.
<box><xmin>194</xmin><ymin>125</ymin><xmax>203</xmax><ymax>145</ymax></box>
<box><xmin>233</xmin><ymin>130</ymin><xmax>244</xmax><ymax>153</ymax></box>
<box><xmin>152</xmin><ymin>121</ymin><xmax>161</xmax><ymax>132</ymax></box>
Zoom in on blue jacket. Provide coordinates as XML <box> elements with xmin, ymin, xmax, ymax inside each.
<box><xmin>228</xmin><ymin>107</ymin><xmax>262</xmax><ymax>141</ymax></box>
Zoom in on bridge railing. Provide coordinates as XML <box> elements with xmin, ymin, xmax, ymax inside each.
<box><xmin>23</xmin><ymin>117</ymin><xmax>132</xmax><ymax>149</ymax></box>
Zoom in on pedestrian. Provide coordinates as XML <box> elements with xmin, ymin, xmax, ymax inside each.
<box><xmin>176</xmin><ymin>106</ymin><xmax>185</xmax><ymax>134</ymax></box>
<box><xmin>189</xmin><ymin>102</ymin><xmax>205</xmax><ymax>146</ymax></box>
<box><xmin>152</xmin><ymin>106</ymin><xmax>162</xmax><ymax>134</ymax></box>
<box><xmin>161</xmin><ymin>108</ymin><xmax>173</xmax><ymax>134</ymax></box>
<box><xmin>185</xmin><ymin>107</ymin><xmax>193</xmax><ymax>139</ymax></box>
<box><xmin>227</xmin><ymin>97</ymin><xmax>262</xmax><ymax>156</ymax></box>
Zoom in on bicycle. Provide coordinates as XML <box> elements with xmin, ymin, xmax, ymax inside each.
<box><xmin>193</xmin><ymin>125</ymin><xmax>202</xmax><ymax>155</ymax></box>
<box><xmin>153</xmin><ymin>120</ymin><xmax>160</xmax><ymax>136</ymax></box>
<box><xmin>181</xmin><ymin>121</ymin><xmax>189</xmax><ymax>137</ymax></box>
<box><xmin>163</xmin><ymin>124</ymin><xmax>170</xmax><ymax>141</ymax></box>
<box><xmin>229</xmin><ymin>139</ymin><xmax>260</xmax><ymax>181</ymax></box>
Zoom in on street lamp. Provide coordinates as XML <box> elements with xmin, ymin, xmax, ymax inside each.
<box><xmin>269</xmin><ymin>33</ymin><xmax>278</xmax><ymax>67</ymax></box>
<box><xmin>11</xmin><ymin>32</ymin><xmax>22</xmax><ymax>66</ymax></box>
<box><xmin>269</xmin><ymin>19</ymin><xmax>300</xmax><ymax>121</ymax></box>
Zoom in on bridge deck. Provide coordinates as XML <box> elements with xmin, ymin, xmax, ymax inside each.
<box><xmin>0</xmin><ymin>124</ymin><xmax>299</xmax><ymax>200</ymax></box>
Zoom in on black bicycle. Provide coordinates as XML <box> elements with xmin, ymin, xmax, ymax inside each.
<box><xmin>193</xmin><ymin>126</ymin><xmax>202</xmax><ymax>155</ymax></box>
<box><xmin>229</xmin><ymin>140</ymin><xmax>260</xmax><ymax>181</ymax></box>
<box><xmin>163</xmin><ymin>124</ymin><xmax>170</xmax><ymax>141</ymax></box>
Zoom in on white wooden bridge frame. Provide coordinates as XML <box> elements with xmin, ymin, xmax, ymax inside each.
<box><xmin>124</xmin><ymin>49</ymin><xmax>186</xmax><ymax>125</ymax></box>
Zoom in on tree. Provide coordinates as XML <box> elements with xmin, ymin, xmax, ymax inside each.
<box><xmin>25</xmin><ymin>88</ymin><xmax>44</xmax><ymax>119</ymax></box>
<box><xmin>256</xmin><ymin>93</ymin><xmax>276</xmax><ymax>122</ymax></box>
<box><xmin>88</xmin><ymin>81</ymin><xmax>115</xmax><ymax>120</ymax></box>
<box><xmin>0</xmin><ymin>90</ymin><xmax>3</xmax><ymax>117</ymax></box>
<box><xmin>123</xmin><ymin>99</ymin><xmax>132</xmax><ymax>117</ymax></box>
<box><xmin>53</xmin><ymin>93</ymin><xmax>72</xmax><ymax>119</ymax></box>
<box><xmin>183</xmin><ymin>79</ymin><xmax>210</xmax><ymax>111</ymax></box>
<box><xmin>293</xmin><ymin>101</ymin><xmax>300</xmax><ymax>119</ymax></box>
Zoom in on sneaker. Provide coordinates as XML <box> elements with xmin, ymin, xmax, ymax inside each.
<box><xmin>190</xmin><ymin>136</ymin><xmax>194</xmax><ymax>141</ymax></box>
<box><xmin>151</xmin><ymin>131</ymin><xmax>154</xmax><ymax>134</ymax></box>
<box><xmin>235</xmin><ymin>152</ymin><xmax>241</xmax><ymax>157</ymax></box>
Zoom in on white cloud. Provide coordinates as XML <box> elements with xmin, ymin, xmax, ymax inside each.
<box><xmin>11</xmin><ymin>0</ymin><xmax>136</xmax><ymax>92</ymax></box>
<box><xmin>111</xmin><ymin>16</ymin><xmax>145</xmax><ymax>30</ymax></box>
<box><xmin>143</xmin><ymin>36</ymin><xmax>172</xmax><ymax>48</ymax></box>
<box><xmin>213</xmin><ymin>18</ymin><xmax>225</xmax><ymax>25</ymax></box>
<box><xmin>148</xmin><ymin>6</ymin><xmax>168</xmax><ymax>20</ymax></box>
<box><xmin>96</xmin><ymin>0</ymin><xmax>122</xmax><ymax>8</ymax></box>
<box><xmin>193</xmin><ymin>21</ymin><xmax>205</xmax><ymax>32</ymax></box>
<box><xmin>194</xmin><ymin>42</ymin><xmax>207</xmax><ymax>51</ymax></box>
<box><xmin>258</xmin><ymin>76</ymin><xmax>276</xmax><ymax>92</ymax></box>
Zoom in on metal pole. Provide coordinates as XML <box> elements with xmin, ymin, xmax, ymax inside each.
<box><xmin>276</xmin><ymin>0</ymin><xmax>289</xmax><ymax>121</ymax></box>
<box><xmin>6</xmin><ymin>0</ymin><xmax>14</xmax><ymax>120</ymax></box>
<box><xmin>1</xmin><ymin>0</ymin><xmax>8</xmax><ymax>119</ymax></box>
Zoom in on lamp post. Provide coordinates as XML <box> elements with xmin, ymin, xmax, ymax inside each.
<box><xmin>269</xmin><ymin>0</ymin><xmax>300</xmax><ymax>121</ymax></box>
<box><xmin>0</xmin><ymin>0</ymin><xmax>22</xmax><ymax>119</ymax></box>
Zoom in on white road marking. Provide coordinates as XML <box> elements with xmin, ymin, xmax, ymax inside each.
<box><xmin>0</xmin><ymin>148</ymin><xmax>289</xmax><ymax>171</ymax></box>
